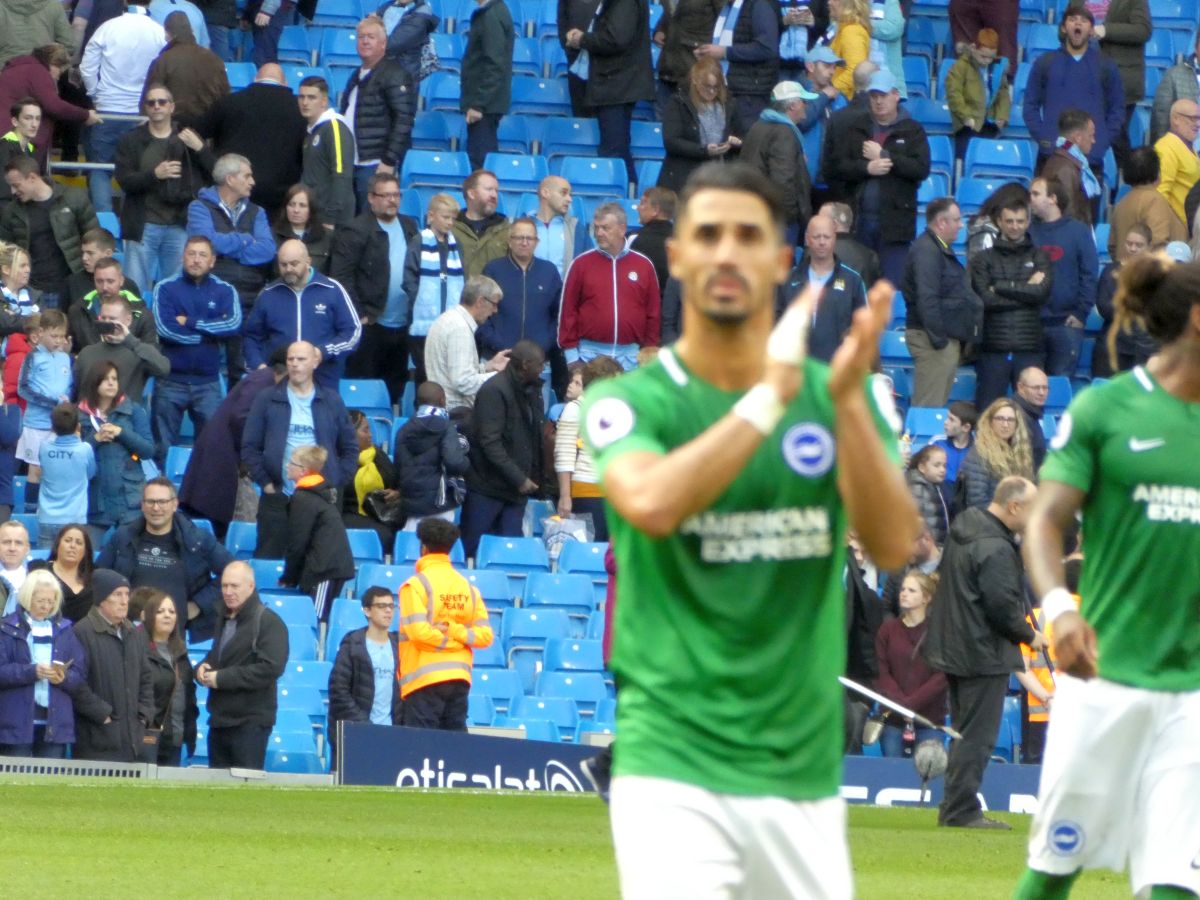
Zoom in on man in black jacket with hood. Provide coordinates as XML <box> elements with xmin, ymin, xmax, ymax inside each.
<box><xmin>329</xmin><ymin>585</ymin><xmax>403</xmax><ymax>739</ymax></box>
<box><xmin>196</xmin><ymin>560</ymin><xmax>288</xmax><ymax>769</ymax></box>
<box><xmin>924</xmin><ymin>476</ymin><xmax>1045</xmax><ymax>830</ymax></box>
<box><xmin>968</xmin><ymin>197</ymin><xmax>1052</xmax><ymax>411</ymax></box>
<box><xmin>460</xmin><ymin>340</ymin><xmax>545</xmax><ymax>559</ymax></box>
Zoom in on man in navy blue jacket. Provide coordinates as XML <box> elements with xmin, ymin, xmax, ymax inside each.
<box><xmin>1029</xmin><ymin>176</ymin><xmax>1097</xmax><ymax>377</ymax></box>
<box><xmin>242</xmin><ymin>239</ymin><xmax>362</xmax><ymax>389</ymax></box>
<box><xmin>1022</xmin><ymin>6</ymin><xmax>1123</xmax><ymax>173</ymax></box>
<box><xmin>240</xmin><ymin>341</ymin><xmax>358</xmax><ymax>557</ymax></box>
<box><xmin>151</xmin><ymin>235</ymin><xmax>243</xmax><ymax>465</ymax></box>
<box><xmin>477</xmin><ymin>217</ymin><xmax>563</xmax><ymax>362</ymax></box>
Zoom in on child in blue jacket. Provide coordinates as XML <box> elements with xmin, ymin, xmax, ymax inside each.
<box><xmin>16</xmin><ymin>310</ymin><xmax>72</xmax><ymax>514</ymax></box>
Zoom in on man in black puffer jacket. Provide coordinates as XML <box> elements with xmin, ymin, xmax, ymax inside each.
<box><xmin>341</xmin><ymin>17</ymin><xmax>416</xmax><ymax>213</ymax></box>
<box><xmin>394</xmin><ymin>382</ymin><xmax>470</xmax><ymax>530</ymax></box>
<box><xmin>968</xmin><ymin>197</ymin><xmax>1053</xmax><ymax>411</ymax></box>
<box><xmin>328</xmin><ymin>586</ymin><xmax>403</xmax><ymax>743</ymax></box>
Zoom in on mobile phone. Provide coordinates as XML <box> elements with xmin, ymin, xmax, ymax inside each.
<box><xmin>96</xmin><ymin>321</ymin><xmax>119</xmax><ymax>336</ymax></box>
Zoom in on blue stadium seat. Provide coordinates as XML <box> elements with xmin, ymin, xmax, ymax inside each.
<box><xmin>274</xmin><ymin>707</ymin><xmax>316</xmax><ymax>736</ymax></box>
<box><xmin>311</xmin><ymin>0</ymin><xmax>361</xmax><ymax>26</ymax></box>
<box><xmin>882</xmin><ymin>366</ymin><xmax>912</xmax><ymax>402</ymax></box>
<box><xmin>1011</xmin><ymin>62</ymin><xmax>1033</xmax><ymax>105</ymax></box>
<box><xmin>504</xmin><ymin>716</ymin><xmax>561</xmax><ymax>741</ymax></box>
<box><xmin>1044</xmin><ymin>375</ymin><xmax>1073</xmax><ymax>417</ymax></box>
<box><xmin>594</xmin><ymin>696</ymin><xmax>617</xmax><ymax>726</ymax></box>
<box><xmin>265</xmin><ymin>594</ymin><xmax>318</xmax><ymax>633</ymax></box>
<box><xmin>543</xmin><ymin>638</ymin><xmax>605</xmax><ymax>673</ymax></box>
<box><xmin>889</xmin><ymin>291</ymin><xmax>907</xmax><ymax>330</ymax></box>
<box><xmin>904</xmin><ymin>17</ymin><xmax>950</xmax><ymax>64</ymax></box>
<box><xmin>225</xmin><ymin>62</ymin><xmax>256</xmax><ymax>90</ymax></box>
<box><xmin>411</xmin><ymin>110</ymin><xmax>455</xmax><ymax>151</ymax></box>
<box><xmin>629</xmin><ymin>121</ymin><xmax>665</xmax><ymax>161</ymax></box>
<box><xmin>585</xmin><ymin>609</ymin><xmax>604</xmax><ymax>640</ymax></box>
<box><xmin>1017</xmin><ymin>0</ymin><xmax>1047</xmax><ymax>21</ymax></box>
<box><xmin>496</xmin><ymin>114</ymin><xmax>535</xmax><ymax>154</ymax></box>
<box><xmin>224</xmin><ymin>520</ymin><xmax>257</xmax><ymax>559</ymax></box>
<box><xmin>420</xmin><ymin>71</ymin><xmax>462</xmax><ymax>112</ymax></box>
<box><xmin>512</xmin><ymin>36</ymin><xmax>541</xmax><ymax>76</ymax></box>
<box><xmin>328</xmin><ymin>595</ymin><xmax>370</xmax><ymax>630</ymax></box>
<box><xmin>963</xmin><ymin>139</ymin><xmax>1035</xmax><ymax>183</ymax></box>
<box><xmin>354</xmin><ymin>563</ymin><xmax>415</xmax><ymax>597</ymax></box>
<box><xmin>955</xmin><ymin>177</ymin><xmax>1007</xmax><ymax>216</ymax></box>
<box><xmin>905</xmin><ymin>407</ymin><xmax>948</xmax><ymax>439</ymax></box>
<box><xmin>466</xmin><ymin>569</ymin><xmax>515</xmax><ymax>609</ymax></box>
<box><xmin>535</xmin><ymin>0</ymin><xmax>558</xmax><ymax>38</ymax></box>
<box><xmin>476</xmin><ymin>535</ymin><xmax>550</xmax><ymax>576</ymax></box>
<box><xmin>190</xmin><ymin>518</ymin><xmax>215</xmax><ymax>537</ymax></box>
<box><xmin>905</xmin><ymin>98</ymin><xmax>953</xmax><ymax>136</ymax></box>
<box><xmin>484</xmin><ymin>152</ymin><xmax>548</xmax><ymax>193</ymax></box>
<box><xmin>468</xmin><ymin>692</ymin><xmax>496</xmax><ymax>725</ymax></box>
<box><xmin>248</xmin><ymin>558</ymin><xmax>288</xmax><ymax>592</ymax></box>
<box><xmin>339</xmin><ymin>378</ymin><xmax>391</xmax><ymax>419</ymax></box>
<box><xmin>269</xmin><ymin>729</ymin><xmax>317</xmax><ymax>754</ymax></box>
<box><xmin>1075</xmin><ymin>339</ymin><xmax>1096</xmax><ymax>379</ymax></box>
<box><xmin>400</xmin><ymin>149</ymin><xmax>472</xmax><ymax>189</ymax></box>
<box><xmin>327</xmin><ymin>66</ymin><xmax>355</xmax><ymax>106</ymax></box>
<box><xmin>917</xmin><ymin>173</ymin><xmax>950</xmax><ymax>217</ymax></box>
<box><xmin>501</xmin><ymin>607</ymin><xmax>571</xmax><ymax>691</ymax></box>
<box><xmin>542</xmin><ymin>40</ymin><xmax>568</xmax><ymax>77</ymax></box>
<box><xmin>540</xmin><ymin>116</ymin><xmax>600</xmax><ymax>160</ymax></box>
<box><xmin>556</xmin><ymin>540</ymin><xmax>607</xmax><ymax>575</ymax></box>
<box><xmin>536</xmin><ymin>671</ymin><xmax>609</xmax><ymax>716</ymax></box>
<box><xmin>430</xmin><ymin>32</ymin><xmax>465</xmax><ymax>71</ymax></box>
<box><xmin>523</xmin><ymin>572</ymin><xmax>595</xmax><ymax>636</ymax></box>
<box><xmin>286</xmin><ymin>625</ymin><xmax>319</xmax><ymax>661</ymax></box>
<box><xmin>282</xmin><ymin>660</ymin><xmax>333</xmax><ymax>696</ymax></box>
<box><xmin>948</xmin><ymin>369</ymin><xmax>977</xmax><ymax>403</ymax></box>
<box><xmin>165</xmin><ymin>445</ymin><xmax>191</xmax><ymax>485</ymax></box>
<box><xmin>471</xmin><ymin>668</ymin><xmax>523</xmax><ymax>715</ymax></box>
<box><xmin>635</xmin><ymin>159</ymin><xmax>662</xmax><ymax>189</ymax></box>
<box><xmin>902</xmin><ymin>56</ymin><xmax>931</xmax><ymax>98</ymax></box>
<box><xmin>277</xmin><ymin>24</ymin><xmax>316</xmax><ymax>65</ymax></box>
<box><xmin>879</xmin><ymin>330</ymin><xmax>913</xmax><ymax>367</ymax></box>
<box><xmin>510</xmin><ymin>76</ymin><xmax>572</xmax><ymax>116</ymax></box>
<box><xmin>318</xmin><ymin>27</ymin><xmax>362</xmax><ymax>67</ymax></box>
<box><xmin>266</xmin><ymin>749</ymin><xmax>328</xmax><ymax>773</ymax></box>
<box><xmin>277</xmin><ymin>682</ymin><xmax>325</xmax><ymax>719</ymax></box>
<box><xmin>554</xmin><ymin>156</ymin><xmax>626</xmax><ymax>196</ymax></box>
<box><xmin>927</xmin><ymin>136</ymin><xmax>954</xmax><ymax>185</ymax></box>
<box><xmin>1023</xmin><ymin>23</ymin><xmax>1060</xmax><ymax>62</ymax></box>
<box><xmin>473</xmin><ymin>640</ymin><xmax>507</xmax><ymax>668</ymax></box>
<box><xmin>993</xmin><ymin>694</ymin><xmax>1023</xmax><ymax>762</ymax></box>
<box><xmin>513</xmin><ymin>695</ymin><xmax>578</xmax><ymax>740</ymax></box>
<box><xmin>1040</xmin><ymin>415</ymin><xmax>1056</xmax><ymax>442</ymax></box>
<box><xmin>346</xmin><ymin>529</ymin><xmax>384</xmax><ymax>564</ymax></box>
<box><xmin>575</xmin><ymin>721</ymin><xmax>615</xmax><ymax>743</ymax></box>
<box><xmin>1144</xmin><ymin>29</ymin><xmax>1176</xmax><ymax>71</ymax></box>
<box><xmin>282</xmin><ymin>66</ymin><xmax>334</xmax><ymax>92</ymax></box>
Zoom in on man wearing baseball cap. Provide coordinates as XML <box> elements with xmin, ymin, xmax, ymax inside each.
<box><xmin>828</xmin><ymin>68</ymin><xmax>931</xmax><ymax>286</ymax></box>
<box><xmin>800</xmin><ymin>46</ymin><xmax>849</xmax><ymax>190</ymax></box>
<box><xmin>740</xmin><ymin>80</ymin><xmax>820</xmax><ymax>243</ymax></box>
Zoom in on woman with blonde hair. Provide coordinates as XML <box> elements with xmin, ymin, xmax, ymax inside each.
<box><xmin>658</xmin><ymin>58</ymin><xmax>740</xmax><ymax>194</ymax></box>
<box><xmin>403</xmin><ymin>192</ymin><xmax>465</xmax><ymax>384</ymax></box>
<box><xmin>957</xmin><ymin>397</ymin><xmax>1034</xmax><ymax>509</ymax></box>
<box><xmin>0</xmin><ymin>242</ymin><xmax>40</xmax><ymax>319</ymax></box>
<box><xmin>0</xmin><ymin>569</ymin><xmax>86</xmax><ymax>757</ymax></box>
<box><xmin>873</xmin><ymin>569</ymin><xmax>947</xmax><ymax>757</ymax></box>
<box><xmin>825</xmin><ymin>0</ymin><xmax>872</xmax><ymax>99</ymax></box>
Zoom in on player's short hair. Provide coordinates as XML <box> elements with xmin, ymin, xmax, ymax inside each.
<box><xmin>678</xmin><ymin>162</ymin><xmax>786</xmax><ymax>234</ymax></box>
<box><xmin>947</xmin><ymin>400</ymin><xmax>978</xmax><ymax>431</ymax></box>
<box><xmin>50</xmin><ymin>402</ymin><xmax>79</xmax><ymax>436</ymax></box>
<box><xmin>1056</xmin><ymin>108</ymin><xmax>1093</xmax><ymax>139</ymax></box>
<box><xmin>993</xmin><ymin>475</ymin><xmax>1034</xmax><ymax>508</ymax></box>
<box><xmin>292</xmin><ymin>444</ymin><xmax>327</xmax><ymax>472</ymax></box>
<box><xmin>1121</xmin><ymin>146</ymin><xmax>1160</xmax><ymax>187</ymax></box>
<box><xmin>82</xmin><ymin>228</ymin><xmax>117</xmax><ymax>252</ymax></box>
<box><xmin>1113</xmin><ymin>252</ymin><xmax>1200</xmax><ymax>352</ymax></box>
<box><xmin>361</xmin><ymin>586</ymin><xmax>393</xmax><ymax>609</ymax></box>
<box><xmin>298</xmin><ymin>75</ymin><xmax>329</xmax><ymax>95</ymax></box>
<box><xmin>417</xmin><ymin>517</ymin><xmax>460</xmax><ymax>553</ymax></box>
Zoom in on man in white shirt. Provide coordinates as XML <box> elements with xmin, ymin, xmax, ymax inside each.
<box><xmin>424</xmin><ymin>275</ymin><xmax>510</xmax><ymax>416</ymax></box>
<box><xmin>0</xmin><ymin>519</ymin><xmax>30</xmax><ymax>616</ymax></box>
<box><xmin>80</xmin><ymin>0</ymin><xmax>166</xmax><ymax>212</ymax></box>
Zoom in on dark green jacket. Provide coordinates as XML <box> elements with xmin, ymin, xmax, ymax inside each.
<box><xmin>460</xmin><ymin>0</ymin><xmax>513</xmax><ymax>115</ymax></box>
<box><xmin>0</xmin><ymin>181</ymin><xmax>99</xmax><ymax>274</ymax></box>
<box><xmin>1097</xmin><ymin>0</ymin><xmax>1151</xmax><ymax>104</ymax></box>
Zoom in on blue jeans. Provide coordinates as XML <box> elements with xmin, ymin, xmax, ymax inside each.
<box><xmin>1042</xmin><ymin>323</ymin><xmax>1083</xmax><ymax>377</ymax></box>
<box><xmin>85</xmin><ymin>118</ymin><xmax>140</xmax><ymax>212</ymax></box>
<box><xmin>208</xmin><ymin>25</ymin><xmax>234</xmax><ymax>62</ymax></box>
<box><xmin>124</xmin><ymin>224</ymin><xmax>187</xmax><ymax>295</ymax></box>
<box><xmin>596</xmin><ymin>102</ymin><xmax>635</xmax><ymax>187</ymax></box>
<box><xmin>879</xmin><ymin>723</ymin><xmax>943</xmax><ymax>758</ymax></box>
<box><xmin>0</xmin><ymin>724</ymin><xmax>67</xmax><ymax>758</ymax></box>
<box><xmin>152</xmin><ymin>378</ymin><xmax>223</xmax><ymax>465</ymax></box>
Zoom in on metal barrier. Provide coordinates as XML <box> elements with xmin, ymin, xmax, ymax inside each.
<box><xmin>0</xmin><ymin>755</ymin><xmax>333</xmax><ymax>786</ymax></box>
<box><xmin>46</xmin><ymin>113</ymin><xmax>147</xmax><ymax>175</ymax></box>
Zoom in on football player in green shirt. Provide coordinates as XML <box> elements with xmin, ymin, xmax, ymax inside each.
<box><xmin>584</xmin><ymin>163</ymin><xmax>919</xmax><ymax>898</ymax></box>
<box><xmin>1014</xmin><ymin>253</ymin><xmax>1200</xmax><ymax>900</ymax></box>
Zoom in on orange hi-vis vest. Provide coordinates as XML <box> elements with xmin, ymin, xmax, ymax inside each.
<box><xmin>398</xmin><ymin>553</ymin><xmax>493</xmax><ymax>699</ymax></box>
<box><xmin>1021</xmin><ymin>609</ymin><xmax>1056</xmax><ymax>722</ymax></box>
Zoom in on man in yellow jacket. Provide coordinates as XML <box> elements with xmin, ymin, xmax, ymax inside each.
<box><xmin>398</xmin><ymin>518</ymin><xmax>493</xmax><ymax>730</ymax></box>
<box><xmin>1154</xmin><ymin>99</ymin><xmax>1200</xmax><ymax>226</ymax></box>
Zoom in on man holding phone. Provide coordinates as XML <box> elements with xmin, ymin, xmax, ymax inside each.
<box><xmin>69</xmin><ymin>257</ymin><xmax>159</xmax><ymax>351</ymax></box>
<box><xmin>74</xmin><ymin>295</ymin><xmax>171</xmax><ymax>405</ymax></box>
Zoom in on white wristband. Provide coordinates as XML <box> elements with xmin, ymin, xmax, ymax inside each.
<box><xmin>733</xmin><ymin>383</ymin><xmax>785</xmax><ymax>436</ymax></box>
<box><xmin>1041</xmin><ymin>587</ymin><xmax>1076</xmax><ymax>624</ymax></box>
<box><xmin>766</xmin><ymin>298</ymin><xmax>812</xmax><ymax>366</ymax></box>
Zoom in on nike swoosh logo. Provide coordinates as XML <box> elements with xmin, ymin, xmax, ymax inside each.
<box><xmin>1128</xmin><ymin>438</ymin><xmax>1166</xmax><ymax>452</ymax></box>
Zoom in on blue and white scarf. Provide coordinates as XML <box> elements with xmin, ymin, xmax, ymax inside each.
<box><xmin>568</xmin><ymin>0</ymin><xmax>605</xmax><ymax>81</ymax></box>
<box><xmin>711</xmin><ymin>0</ymin><xmax>745</xmax><ymax>73</ymax></box>
<box><xmin>760</xmin><ymin>107</ymin><xmax>805</xmax><ymax>151</ymax></box>
<box><xmin>1056</xmin><ymin>137</ymin><xmax>1102</xmax><ymax>199</ymax></box>
<box><xmin>1</xmin><ymin>286</ymin><xmax>38</xmax><ymax>318</ymax></box>
<box><xmin>409</xmin><ymin>228</ymin><xmax>464</xmax><ymax>337</ymax></box>
<box><xmin>26</xmin><ymin>615</ymin><xmax>53</xmax><ymax>712</ymax></box>
<box><xmin>779</xmin><ymin>0</ymin><xmax>808</xmax><ymax>62</ymax></box>
<box><xmin>868</xmin><ymin>0</ymin><xmax>887</xmax><ymax>66</ymax></box>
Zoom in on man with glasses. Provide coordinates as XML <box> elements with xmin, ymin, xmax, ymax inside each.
<box><xmin>478</xmin><ymin>217</ymin><xmax>562</xmax><ymax>367</ymax></box>
<box><xmin>329</xmin><ymin>585</ymin><xmax>403</xmax><ymax>738</ymax></box>
<box><xmin>424</xmin><ymin>275</ymin><xmax>510</xmax><ymax>417</ymax></box>
<box><xmin>1013</xmin><ymin>367</ymin><xmax>1050</xmax><ymax>471</ymax></box>
<box><xmin>96</xmin><ymin>476</ymin><xmax>235</xmax><ymax>641</ymax></box>
<box><xmin>331</xmin><ymin>172</ymin><xmax>419</xmax><ymax>397</ymax></box>
<box><xmin>1153</xmin><ymin>99</ymin><xmax>1200</xmax><ymax>228</ymax></box>
<box><xmin>115</xmin><ymin>85</ymin><xmax>214</xmax><ymax>294</ymax></box>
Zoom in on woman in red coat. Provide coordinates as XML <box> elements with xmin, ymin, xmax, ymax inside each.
<box><xmin>0</xmin><ymin>44</ymin><xmax>98</xmax><ymax>166</ymax></box>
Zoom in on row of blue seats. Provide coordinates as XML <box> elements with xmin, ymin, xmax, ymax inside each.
<box><xmin>881</xmin><ymin>330</ymin><xmax>1105</xmax><ymax>383</ymax></box>
<box><xmin>401</xmin><ymin>149</ymin><xmax>642</xmax><ymax>194</ymax></box>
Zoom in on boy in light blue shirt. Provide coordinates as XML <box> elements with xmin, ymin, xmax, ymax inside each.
<box><xmin>37</xmin><ymin>404</ymin><xmax>96</xmax><ymax>549</ymax></box>
<box><xmin>16</xmin><ymin>310</ymin><xmax>73</xmax><ymax>515</ymax></box>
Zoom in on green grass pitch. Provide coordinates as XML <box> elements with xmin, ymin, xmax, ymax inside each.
<box><xmin>0</xmin><ymin>781</ymin><xmax>1132</xmax><ymax>898</ymax></box>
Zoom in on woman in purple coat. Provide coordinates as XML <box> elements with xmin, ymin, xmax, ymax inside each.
<box><xmin>0</xmin><ymin>570</ymin><xmax>88</xmax><ymax>758</ymax></box>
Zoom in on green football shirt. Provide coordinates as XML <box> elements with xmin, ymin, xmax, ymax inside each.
<box><xmin>1041</xmin><ymin>367</ymin><xmax>1200</xmax><ymax>691</ymax></box>
<box><xmin>583</xmin><ymin>348</ymin><xmax>899</xmax><ymax>799</ymax></box>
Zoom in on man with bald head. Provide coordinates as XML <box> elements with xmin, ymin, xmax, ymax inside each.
<box><xmin>1154</xmin><ymin>99</ymin><xmax>1200</xmax><ymax>226</ymax></box>
<box><xmin>533</xmin><ymin>175</ymin><xmax>578</xmax><ymax>278</ymax></box>
<box><xmin>197</xmin><ymin>560</ymin><xmax>289</xmax><ymax>769</ymax></box>
<box><xmin>241</xmin><ymin>340</ymin><xmax>358</xmax><ymax>556</ymax></box>
<box><xmin>243</xmin><ymin>239</ymin><xmax>361</xmax><ymax>388</ymax></box>
<box><xmin>777</xmin><ymin>213</ymin><xmax>867</xmax><ymax>363</ymax></box>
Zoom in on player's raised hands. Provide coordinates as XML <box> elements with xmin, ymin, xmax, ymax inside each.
<box><xmin>829</xmin><ymin>279</ymin><xmax>892</xmax><ymax>402</ymax></box>
<box><xmin>761</xmin><ymin>281</ymin><xmax>819</xmax><ymax>406</ymax></box>
<box><xmin>1050</xmin><ymin>611</ymin><xmax>1098</xmax><ymax>679</ymax></box>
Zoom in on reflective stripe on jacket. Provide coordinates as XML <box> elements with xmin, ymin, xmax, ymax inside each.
<box><xmin>398</xmin><ymin>553</ymin><xmax>493</xmax><ymax>698</ymax></box>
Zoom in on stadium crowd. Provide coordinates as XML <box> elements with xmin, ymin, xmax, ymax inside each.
<box><xmin>0</xmin><ymin>0</ymin><xmax>1182</xmax><ymax>782</ymax></box>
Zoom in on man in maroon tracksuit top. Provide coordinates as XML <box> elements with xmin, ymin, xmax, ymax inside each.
<box><xmin>557</xmin><ymin>201</ymin><xmax>660</xmax><ymax>370</ymax></box>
